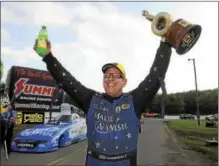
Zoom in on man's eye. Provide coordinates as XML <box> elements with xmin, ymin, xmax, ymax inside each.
<box><xmin>104</xmin><ymin>74</ymin><xmax>110</xmax><ymax>78</ymax></box>
<box><xmin>104</xmin><ymin>73</ymin><xmax>123</xmax><ymax>79</ymax></box>
<box><xmin>112</xmin><ymin>74</ymin><xmax>121</xmax><ymax>78</ymax></box>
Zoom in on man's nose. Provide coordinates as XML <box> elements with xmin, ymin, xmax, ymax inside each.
<box><xmin>108</xmin><ymin>75</ymin><xmax>114</xmax><ymax>80</ymax></box>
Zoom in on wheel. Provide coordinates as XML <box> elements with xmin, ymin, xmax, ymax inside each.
<box><xmin>58</xmin><ymin>135</ymin><xmax>64</xmax><ymax>148</ymax></box>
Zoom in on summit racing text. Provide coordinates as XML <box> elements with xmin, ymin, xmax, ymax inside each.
<box><xmin>15</xmin><ymin>103</ymin><xmax>60</xmax><ymax>110</ymax></box>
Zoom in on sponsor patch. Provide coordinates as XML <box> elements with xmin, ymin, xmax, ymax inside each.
<box><xmin>121</xmin><ymin>104</ymin><xmax>130</xmax><ymax>110</ymax></box>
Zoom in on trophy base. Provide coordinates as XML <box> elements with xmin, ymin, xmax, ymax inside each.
<box><xmin>165</xmin><ymin>19</ymin><xmax>202</xmax><ymax>55</ymax></box>
<box><xmin>176</xmin><ymin>25</ymin><xmax>202</xmax><ymax>55</ymax></box>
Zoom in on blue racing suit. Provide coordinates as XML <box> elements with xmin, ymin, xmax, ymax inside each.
<box><xmin>0</xmin><ymin>109</ymin><xmax>17</xmax><ymax>128</ymax></box>
<box><xmin>43</xmin><ymin>41</ymin><xmax>172</xmax><ymax>166</ymax></box>
<box><xmin>0</xmin><ymin>108</ymin><xmax>17</xmax><ymax>153</ymax></box>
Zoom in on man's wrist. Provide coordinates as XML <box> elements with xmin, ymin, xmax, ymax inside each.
<box><xmin>42</xmin><ymin>51</ymin><xmax>53</xmax><ymax>62</ymax></box>
<box><xmin>161</xmin><ymin>37</ymin><xmax>172</xmax><ymax>47</ymax></box>
<box><xmin>161</xmin><ymin>37</ymin><xmax>166</xmax><ymax>42</ymax></box>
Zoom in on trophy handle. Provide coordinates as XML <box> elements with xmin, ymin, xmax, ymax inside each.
<box><xmin>142</xmin><ymin>10</ymin><xmax>173</xmax><ymax>37</ymax></box>
<box><xmin>142</xmin><ymin>10</ymin><xmax>155</xmax><ymax>22</ymax></box>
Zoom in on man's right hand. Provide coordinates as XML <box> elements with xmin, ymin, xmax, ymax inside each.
<box><xmin>33</xmin><ymin>39</ymin><xmax>52</xmax><ymax>57</ymax></box>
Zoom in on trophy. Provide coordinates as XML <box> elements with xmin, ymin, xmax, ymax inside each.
<box><xmin>142</xmin><ymin>10</ymin><xmax>202</xmax><ymax>55</ymax></box>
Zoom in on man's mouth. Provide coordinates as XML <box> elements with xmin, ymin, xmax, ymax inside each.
<box><xmin>108</xmin><ymin>83</ymin><xmax>115</xmax><ymax>87</ymax></box>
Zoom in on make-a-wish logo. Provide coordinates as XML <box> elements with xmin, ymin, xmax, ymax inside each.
<box><xmin>95</xmin><ymin>121</ymin><xmax>128</xmax><ymax>134</ymax></box>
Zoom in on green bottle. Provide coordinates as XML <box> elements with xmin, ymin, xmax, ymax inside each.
<box><xmin>36</xmin><ymin>26</ymin><xmax>48</xmax><ymax>57</ymax></box>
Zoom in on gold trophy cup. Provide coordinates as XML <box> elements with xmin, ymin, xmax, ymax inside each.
<box><xmin>142</xmin><ymin>10</ymin><xmax>202</xmax><ymax>55</ymax></box>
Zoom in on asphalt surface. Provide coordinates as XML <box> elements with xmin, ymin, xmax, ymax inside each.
<box><xmin>1</xmin><ymin>119</ymin><xmax>206</xmax><ymax>166</ymax></box>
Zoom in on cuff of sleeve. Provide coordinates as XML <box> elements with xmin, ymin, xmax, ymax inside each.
<box><xmin>160</xmin><ymin>40</ymin><xmax>172</xmax><ymax>48</ymax></box>
<box><xmin>42</xmin><ymin>52</ymin><xmax>54</xmax><ymax>63</ymax></box>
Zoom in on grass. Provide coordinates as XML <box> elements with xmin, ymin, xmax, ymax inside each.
<box><xmin>166</xmin><ymin>120</ymin><xmax>218</xmax><ymax>162</ymax></box>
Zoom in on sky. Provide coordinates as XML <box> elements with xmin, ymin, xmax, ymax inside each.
<box><xmin>1</xmin><ymin>2</ymin><xmax>218</xmax><ymax>95</ymax></box>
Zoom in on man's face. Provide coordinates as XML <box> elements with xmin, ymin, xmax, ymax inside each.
<box><xmin>103</xmin><ymin>68</ymin><xmax>127</xmax><ymax>97</ymax></box>
<box><xmin>6</xmin><ymin>104</ymin><xmax>13</xmax><ymax>111</ymax></box>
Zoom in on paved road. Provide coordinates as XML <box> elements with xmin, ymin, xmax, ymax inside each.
<box><xmin>1</xmin><ymin>119</ymin><xmax>206</xmax><ymax>166</ymax></box>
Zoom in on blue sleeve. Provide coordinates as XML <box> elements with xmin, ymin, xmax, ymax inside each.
<box><xmin>0</xmin><ymin>112</ymin><xmax>8</xmax><ymax>118</ymax></box>
<box><xmin>11</xmin><ymin>110</ymin><xmax>17</xmax><ymax>118</ymax></box>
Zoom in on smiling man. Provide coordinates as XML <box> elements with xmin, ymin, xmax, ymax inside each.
<box><xmin>34</xmin><ymin>34</ymin><xmax>171</xmax><ymax>165</ymax></box>
<box><xmin>102</xmin><ymin>63</ymin><xmax>127</xmax><ymax>97</ymax></box>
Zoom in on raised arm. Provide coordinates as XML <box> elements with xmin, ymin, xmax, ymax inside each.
<box><xmin>34</xmin><ymin>41</ymin><xmax>95</xmax><ymax>113</ymax></box>
<box><xmin>131</xmin><ymin>40</ymin><xmax>172</xmax><ymax>117</ymax></box>
<box><xmin>43</xmin><ymin>53</ymin><xmax>95</xmax><ymax>113</ymax></box>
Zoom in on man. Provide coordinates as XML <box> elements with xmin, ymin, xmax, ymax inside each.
<box><xmin>0</xmin><ymin>59</ymin><xmax>5</xmax><ymax>146</ymax></box>
<box><xmin>0</xmin><ymin>104</ymin><xmax>17</xmax><ymax>154</ymax></box>
<box><xmin>34</xmin><ymin>35</ymin><xmax>171</xmax><ymax>166</ymax></box>
<box><xmin>0</xmin><ymin>106</ymin><xmax>6</xmax><ymax>145</ymax></box>
<box><xmin>139</xmin><ymin>114</ymin><xmax>145</xmax><ymax>133</ymax></box>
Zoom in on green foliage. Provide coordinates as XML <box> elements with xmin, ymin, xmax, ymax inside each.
<box><xmin>0</xmin><ymin>59</ymin><xmax>3</xmax><ymax>80</ymax></box>
<box><xmin>148</xmin><ymin>88</ymin><xmax>218</xmax><ymax>115</ymax></box>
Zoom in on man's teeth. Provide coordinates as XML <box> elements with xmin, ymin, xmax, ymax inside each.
<box><xmin>108</xmin><ymin>84</ymin><xmax>115</xmax><ymax>86</ymax></box>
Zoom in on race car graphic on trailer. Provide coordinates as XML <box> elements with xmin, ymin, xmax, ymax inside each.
<box><xmin>11</xmin><ymin>113</ymin><xmax>87</xmax><ymax>152</ymax></box>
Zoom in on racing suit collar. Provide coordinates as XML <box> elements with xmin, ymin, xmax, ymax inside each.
<box><xmin>103</xmin><ymin>93</ymin><xmax>123</xmax><ymax>102</ymax></box>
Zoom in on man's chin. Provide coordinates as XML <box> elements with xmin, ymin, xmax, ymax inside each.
<box><xmin>105</xmin><ymin>91</ymin><xmax>122</xmax><ymax>97</ymax></box>
<box><xmin>106</xmin><ymin>91</ymin><xmax>114</xmax><ymax>96</ymax></box>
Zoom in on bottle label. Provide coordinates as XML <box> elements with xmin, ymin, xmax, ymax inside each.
<box><xmin>38</xmin><ymin>39</ymin><xmax>47</xmax><ymax>49</ymax></box>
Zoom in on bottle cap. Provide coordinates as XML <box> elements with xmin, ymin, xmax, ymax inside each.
<box><xmin>42</xmin><ymin>26</ymin><xmax>47</xmax><ymax>29</ymax></box>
